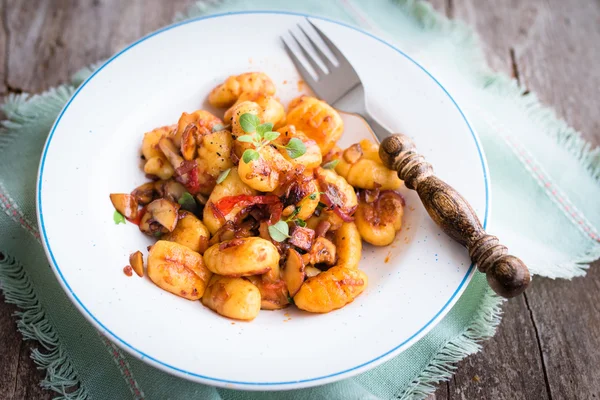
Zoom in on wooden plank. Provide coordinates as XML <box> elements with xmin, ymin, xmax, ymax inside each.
<box><xmin>527</xmin><ymin>267</ymin><xmax>600</xmax><ymax>399</ymax></box>
<box><xmin>423</xmin><ymin>1</ymin><xmax>550</xmax><ymax>398</ymax></box>
<box><xmin>0</xmin><ymin>1</ymin><xmax>195</xmax><ymax>398</ymax></box>
<box><xmin>0</xmin><ymin>291</ymin><xmax>52</xmax><ymax>400</ymax></box>
<box><xmin>0</xmin><ymin>294</ymin><xmax>21</xmax><ymax>399</ymax></box>
<box><xmin>452</xmin><ymin>0</ymin><xmax>534</xmax><ymax>78</ymax></box>
<box><xmin>516</xmin><ymin>0</ymin><xmax>600</xmax><ymax>142</ymax></box>
<box><xmin>4</xmin><ymin>0</ymin><xmax>195</xmax><ymax>93</ymax></box>
<box><xmin>436</xmin><ymin>0</ymin><xmax>600</xmax><ymax>399</ymax></box>
<box><xmin>469</xmin><ymin>0</ymin><xmax>600</xmax><ymax>397</ymax></box>
<box><xmin>12</xmin><ymin>341</ymin><xmax>52</xmax><ymax>400</ymax></box>
<box><xmin>447</xmin><ymin>296</ymin><xmax>549</xmax><ymax>399</ymax></box>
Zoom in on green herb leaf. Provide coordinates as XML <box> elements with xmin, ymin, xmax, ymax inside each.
<box><xmin>289</xmin><ymin>206</ymin><xmax>301</xmax><ymax>218</ymax></box>
<box><xmin>285</xmin><ymin>138</ymin><xmax>307</xmax><ymax>159</ymax></box>
<box><xmin>153</xmin><ymin>231</ymin><xmax>163</xmax><ymax>238</ymax></box>
<box><xmin>236</xmin><ymin>135</ymin><xmax>255</xmax><ymax>143</ymax></box>
<box><xmin>284</xmin><ymin>206</ymin><xmax>301</xmax><ymax>222</ymax></box>
<box><xmin>287</xmin><ymin>294</ymin><xmax>295</xmax><ymax>305</ymax></box>
<box><xmin>322</xmin><ymin>159</ymin><xmax>340</xmax><ymax>169</ymax></box>
<box><xmin>296</xmin><ymin>219</ymin><xmax>307</xmax><ymax>228</ymax></box>
<box><xmin>256</xmin><ymin>122</ymin><xmax>274</xmax><ymax>137</ymax></box>
<box><xmin>263</xmin><ymin>131</ymin><xmax>280</xmax><ymax>142</ymax></box>
<box><xmin>309</xmin><ymin>191</ymin><xmax>325</xmax><ymax>201</ymax></box>
<box><xmin>216</xmin><ymin>168</ymin><xmax>231</xmax><ymax>184</ymax></box>
<box><xmin>212</xmin><ymin>123</ymin><xmax>225</xmax><ymax>132</ymax></box>
<box><xmin>242</xmin><ymin>149</ymin><xmax>260</xmax><ymax>163</ymax></box>
<box><xmin>268</xmin><ymin>220</ymin><xmax>290</xmax><ymax>242</ymax></box>
<box><xmin>178</xmin><ymin>192</ymin><xmax>196</xmax><ymax>210</ymax></box>
<box><xmin>113</xmin><ymin>210</ymin><xmax>126</xmax><ymax>225</ymax></box>
<box><xmin>239</xmin><ymin>113</ymin><xmax>260</xmax><ymax>133</ymax></box>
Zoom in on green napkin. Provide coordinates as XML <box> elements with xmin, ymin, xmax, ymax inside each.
<box><xmin>1</xmin><ymin>1</ymin><xmax>598</xmax><ymax>399</ymax></box>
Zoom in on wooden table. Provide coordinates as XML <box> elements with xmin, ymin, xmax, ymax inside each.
<box><xmin>1</xmin><ymin>1</ymin><xmax>598</xmax><ymax>398</ymax></box>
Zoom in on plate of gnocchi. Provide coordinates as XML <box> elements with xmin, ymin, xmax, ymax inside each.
<box><xmin>37</xmin><ymin>12</ymin><xmax>489</xmax><ymax>390</ymax></box>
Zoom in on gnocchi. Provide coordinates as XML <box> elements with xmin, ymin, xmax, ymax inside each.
<box><xmin>224</xmin><ymin>92</ymin><xmax>285</xmax><ymax>128</ymax></box>
<box><xmin>163</xmin><ymin>211</ymin><xmax>210</xmax><ymax>254</ymax></box>
<box><xmin>203</xmin><ymin>237</ymin><xmax>280</xmax><ymax>276</ymax></box>
<box><xmin>294</xmin><ymin>266</ymin><xmax>368</xmax><ymax>313</ymax></box>
<box><xmin>111</xmin><ymin>71</ymin><xmax>406</xmax><ymax>321</ymax></box>
<box><xmin>209</xmin><ymin>72</ymin><xmax>276</xmax><ymax>108</ymax></box>
<box><xmin>147</xmin><ymin>240</ymin><xmax>212</xmax><ymax>300</ymax></box>
<box><xmin>355</xmin><ymin>190</ymin><xmax>405</xmax><ymax>246</ymax></box>
<box><xmin>286</xmin><ymin>96</ymin><xmax>344</xmax><ymax>154</ymax></box>
<box><xmin>335</xmin><ymin>139</ymin><xmax>402</xmax><ymax>190</ymax></box>
<box><xmin>202</xmin><ymin>275</ymin><xmax>261</xmax><ymax>320</ymax></box>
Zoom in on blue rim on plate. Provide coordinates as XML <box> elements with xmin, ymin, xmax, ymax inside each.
<box><xmin>36</xmin><ymin>11</ymin><xmax>489</xmax><ymax>388</ymax></box>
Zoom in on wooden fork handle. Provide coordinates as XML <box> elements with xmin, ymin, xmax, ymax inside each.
<box><xmin>379</xmin><ymin>134</ymin><xmax>531</xmax><ymax>298</ymax></box>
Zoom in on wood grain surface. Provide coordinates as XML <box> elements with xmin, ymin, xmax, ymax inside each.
<box><xmin>0</xmin><ymin>0</ymin><xmax>598</xmax><ymax>399</ymax></box>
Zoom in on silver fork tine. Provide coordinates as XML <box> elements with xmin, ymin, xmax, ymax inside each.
<box><xmin>297</xmin><ymin>24</ymin><xmax>335</xmax><ymax>70</ymax></box>
<box><xmin>281</xmin><ymin>37</ymin><xmax>317</xmax><ymax>85</ymax></box>
<box><xmin>288</xmin><ymin>30</ymin><xmax>326</xmax><ymax>77</ymax></box>
<box><xmin>306</xmin><ymin>19</ymin><xmax>349</xmax><ymax>68</ymax></box>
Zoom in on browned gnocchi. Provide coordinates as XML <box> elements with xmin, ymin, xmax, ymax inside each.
<box><xmin>209</xmin><ymin>72</ymin><xmax>276</xmax><ymax>108</ymax></box>
<box><xmin>147</xmin><ymin>240</ymin><xmax>212</xmax><ymax>300</ymax></box>
<box><xmin>286</xmin><ymin>95</ymin><xmax>344</xmax><ymax>154</ymax></box>
<box><xmin>111</xmin><ymin>71</ymin><xmax>405</xmax><ymax>321</ymax></box>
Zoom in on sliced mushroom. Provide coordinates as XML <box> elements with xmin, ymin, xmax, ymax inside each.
<box><xmin>155</xmin><ymin>180</ymin><xmax>187</xmax><ymax>203</ymax></box>
<box><xmin>129</xmin><ymin>251</ymin><xmax>144</xmax><ymax>277</ymax></box>
<box><xmin>282</xmin><ymin>248</ymin><xmax>305</xmax><ymax>297</ymax></box>
<box><xmin>131</xmin><ymin>182</ymin><xmax>157</xmax><ymax>205</ymax></box>
<box><xmin>343</xmin><ymin>143</ymin><xmax>363</xmax><ymax>164</ymax></box>
<box><xmin>302</xmin><ymin>237</ymin><xmax>337</xmax><ymax>266</ymax></box>
<box><xmin>158</xmin><ymin>137</ymin><xmax>184</xmax><ymax>169</ymax></box>
<box><xmin>109</xmin><ymin>193</ymin><xmax>138</xmax><ymax>220</ymax></box>
<box><xmin>139</xmin><ymin>210</ymin><xmax>167</xmax><ymax>237</ymax></box>
<box><xmin>145</xmin><ymin>198</ymin><xmax>180</xmax><ymax>232</ymax></box>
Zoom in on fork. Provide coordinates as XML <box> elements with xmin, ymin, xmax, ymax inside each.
<box><xmin>282</xmin><ymin>20</ymin><xmax>531</xmax><ymax>299</ymax></box>
<box><xmin>282</xmin><ymin>20</ymin><xmax>391</xmax><ymax>142</ymax></box>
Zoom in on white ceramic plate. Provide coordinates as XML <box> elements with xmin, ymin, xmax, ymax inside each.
<box><xmin>37</xmin><ymin>12</ymin><xmax>489</xmax><ymax>391</ymax></box>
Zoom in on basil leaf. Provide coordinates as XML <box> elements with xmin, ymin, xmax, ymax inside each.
<box><xmin>285</xmin><ymin>138</ymin><xmax>307</xmax><ymax>159</ymax></box>
<box><xmin>113</xmin><ymin>210</ymin><xmax>126</xmax><ymax>225</ymax></box>
<box><xmin>216</xmin><ymin>168</ymin><xmax>231</xmax><ymax>184</ymax></box>
<box><xmin>263</xmin><ymin>131</ymin><xmax>280</xmax><ymax>142</ymax></box>
<box><xmin>296</xmin><ymin>219</ymin><xmax>307</xmax><ymax>228</ymax></box>
<box><xmin>239</xmin><ymin>113</ymin><xmax>260</xmax><ymax>133</ymax></box>
<box><xmin>242</xmin><ymin>149</ymin><xmax>260</xmax><ymax>163</ymax></box>
<box><xmin>268</xmin><ymin>220</ymin><xmax>290</xmax><ymax>242</ymax></box>
<box><xmin>236</xmin><ymin>135</ymin><xmax>255</xmax><ymax>143</ymax></box>
<box><xmin>212</xmin><ymin>123</ymin><xmax>225</xmax><ymax>132</ymax></box>
<box><xmin>322</xmin><ymin>159</ymin><xmax>339</xmax><ymax>169</ymax></box>
<box><xmin>256</xmin><ymin>122</ymin><xmax>274</xmax><ymax>137</ymax></box>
